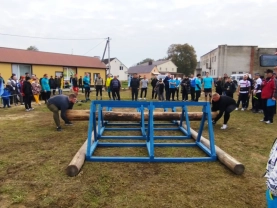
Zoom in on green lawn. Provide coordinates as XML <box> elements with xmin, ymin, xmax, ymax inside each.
<box><xmin>0</xmin><ymin>90</ymin><xmax>273</xmax><ymax>207</ymax></box>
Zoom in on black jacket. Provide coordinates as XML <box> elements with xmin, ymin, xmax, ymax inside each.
<box><xmin>130</xmin><ymin>78</ymin><xmax>140</xmax><ymax>88</ymax></box>
<box><xmin>151</xmin><ymin>78</ymin><xmax>158</xmax><ymax>88</ymax></box>
<box><xmin>212</xmin><ymin>96</ymin><xmax>236</xmax><ymax>122</ymax></box>
<box><xmin>55</xmin><ymin>78</ymin><xmax>61</xmax><ymax>88</ymax></box>
<box><xmin>49</xmin><ymin>78</ymin><xmax>56</xmax><ymax>89</ymax></box>
<box><xmin>224</xmin><ymin>82</ymin><xmax>236</xmax><ymax>95</ymax></box>
<box><xmin>72</xmin><ymin>78</ymin><xmax>78</xmax><ymax>87</ymax></box>
<box><xmin>23</xmin><ymin>81</ymin><xmax>33</xmax><ymax>96</ymax></box>
<box><xmin>181</xmin><ymin>78</ymin><xmax>191</xmax><ymax>92</ymax></box>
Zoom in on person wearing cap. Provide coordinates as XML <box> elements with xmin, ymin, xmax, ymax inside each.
<box><xmin>260</xmin><ymin>69</ymin><xmax>276</xmax><ymax>124</ymax></box>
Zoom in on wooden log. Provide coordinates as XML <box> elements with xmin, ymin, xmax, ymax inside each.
<box><xmin>66</xmin><ymin>110</ymin><xmax>218</xmax><ymax>121</ymax></box>
<box><xmin>183</xmin><ymin>124</ymin><xmax>245</xmax><ymax>175</ymax></box>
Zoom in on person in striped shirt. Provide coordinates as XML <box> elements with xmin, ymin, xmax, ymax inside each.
<box><xmin>235</xmin><ymin>75</ymin><xmax>251</xmax><ymax>111</ymax></box>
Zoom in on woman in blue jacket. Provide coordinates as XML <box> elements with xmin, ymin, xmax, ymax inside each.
<box><xmin>41</xmin><ymin>74</ymin><xmax>51</xmax><ymax>103</ymax></box>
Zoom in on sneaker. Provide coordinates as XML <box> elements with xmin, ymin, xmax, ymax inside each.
<box><xmin>29</xmin><ymin>108</ymin><xmax>34</xmax><ymax>111</ymax></box>
<box><xmin>235</xmin><ymin>108</ymin><xmax>238</xmax><ymax>110</ymax></box>
<box><xmin>57</xmin><ymin>127</ymin><xmax>62</xmax><ymax>131</ymax></box>
<box><xmin>143</xmin><ymin>98</ymin><xmax>146</xmax><ymax>100</ymax></box>
<box><xmin>138</xmin><ymin>98</ymin><xmax>142</xmax><ymax>100</ymax></box>
<box><xmin>65</xmin><ymin>122</ymin><xmax>73</xmax><ymax>126</ymax></box>
<box><xmin>260</xmin><ymin>119</ymin><xmax>265</xmax><ymax>122</ymax></box>
<box><xmin>265</xmin><ymin>121</ymin><xmax>273</xmax><ymax>124</ymax></box>
<box><xmin>220</xmin><ymin>124</ymin><xmax>227</xmax><ymax>130</ymax></box>
<box><xmin>241</xmin><ymin>108</ymin><xmax>245</xmax><ymax>111</ymax></box>
<box><xmin>25</xmin><ymin>109</ymin><xmax>30</xmax><ymax>112</ymax></box>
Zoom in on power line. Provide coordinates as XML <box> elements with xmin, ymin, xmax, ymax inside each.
<box><xmin>0</xmin><ymin>32</ymin><xmax>107</xmax><ymax>40</ymax></box>
<box><xmin>83</xmin><ymin>40</ymin><xmax>106</xmax><ymax>55</ymax></box>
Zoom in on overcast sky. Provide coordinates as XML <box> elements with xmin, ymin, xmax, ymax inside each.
<box><xmin>0</xmin><ymin>0</ymin><xmax>276</xmax><ymax>67</ymax></box>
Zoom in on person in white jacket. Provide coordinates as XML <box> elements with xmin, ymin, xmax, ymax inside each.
<box><xmin>265</xmin><ymin>139</ymin><xmax>277</xmax><ymax>207</ymax></box>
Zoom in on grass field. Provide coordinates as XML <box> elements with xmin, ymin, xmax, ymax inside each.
<box><xmin>0</xmin><ymin>90</ymin><xmax>274</xmax><ymax>207</ymax></box>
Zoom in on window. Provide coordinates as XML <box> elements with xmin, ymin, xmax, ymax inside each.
<box><xmin>166</xmin><ymin>68</ymin><xmax>167</xmax><ymax>71</ymax></box>
<box><xmin>55</xmin><ymin>71</ymin><xmax>63</xmax><ymax>77</ymax></box>
<box><xmin>206</xmin><ymin>63</ymin><xmax>209</xmax><ymax>69</ymax></box>
<box><xmin>238</xmin><ymin>72</ymin><xmax>243</xmax><ymax>74</ymax></box>
<box><xmin>119</xmin><ymin>65</ymin><xmax>123</xmax><ymax>70</ymax></box>
<box><xmin>214</xmin><ymin>56</ymin><xmax>216</xmax><ymax>62</ymax></box>
<box><xmin>12</xmin><ymin>64</ymin><xmax>32</xmax><ymax>78</ymax></box>
<box><xmin>232</xmin><ymin>72</ymin><xmax>236</xmax><ymax>74</ymax></box>
<box><xmin>63</xmin><ymin>67</ymin><xmax>76</xmax><ymax>81</ymax></box>
<box><xmin>172</xmin><ymin>68</ymin><xmax>174</xmax><ymax>71</ymax></box>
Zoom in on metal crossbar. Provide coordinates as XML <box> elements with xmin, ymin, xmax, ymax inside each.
<box><xmin>86</xmin><ymin>101</ymin><xmax>217</xmax><ymax>163</ymax></box>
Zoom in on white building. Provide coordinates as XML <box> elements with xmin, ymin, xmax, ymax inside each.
<box><xmin>199</xmin><ymin>45</ymin><xmax>277</xmax><ymax>78</ymax></box>
<box><xmin>103</xmin><ymin>58</ymin><xmax>128</xmax><ymax>81</ymax></box>
<box><xmin>141</xmin><ymin>60</ymin><xmax>178</xmax><ymax>75</ymax></box>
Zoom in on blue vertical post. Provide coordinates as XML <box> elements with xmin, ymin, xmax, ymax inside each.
<box><xmin>196</xmin><ymin>105</ymin><xmax>207</xmax><ymax>142</ymax></box>
<box><xmin>140</xmin><ymin>105</ymin><xmax>146</xmax><ymax>136</ymax></box>
<box><xmin>86</xmin><ymin>102</ymin><xmax>96</xmax><ymax>157</ymax></box>
<box><xmin>98</xmin><ymin>104</ymin><xmax>102</xmax><ymax>137</ymax></box>
<box><xmin>148</xmin><ymin>102</ymin><xmax>154</xmax><ymax>159</ymax></box>
<box><xmin>206</xmin><ymin>103</ymin><xmax>216</xmax><ymax>157</ymax></box>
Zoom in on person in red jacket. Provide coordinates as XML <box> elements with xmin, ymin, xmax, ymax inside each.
<box><xmin>261</xmin><ymin>69</ymin><xmax>276</xmax><ymax>124</ymax></box>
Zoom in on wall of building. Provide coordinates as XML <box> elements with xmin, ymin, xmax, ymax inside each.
<box><xmin>157</xmin><ymin>61</ymin><xmax>177</xmax><ymax>73</ymax></box>
<box><xmin>33</xmin><ymin>65</ymin><xmax>63</xmax><ymax>79</ymax></box>
<box><xmin>200</xmin><ymin>48</ymin><xmax>218</xmax><ymax>77</ymax></box>
<box><xmin>78</xmin><ymin>67</ymin><xmax>106</xmax><ymax>85</ymax></box>
<box><xmin>109</xmin><ymin>59</ymin><xmax>128</xmax><ymax>81</ymax></box>
<box><xmin>0</xmin><ymin>63</ymin><xmax>12</xmax><ymax>82</ymax></box>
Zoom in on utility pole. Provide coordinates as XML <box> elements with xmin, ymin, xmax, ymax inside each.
<box><xmin>108</xmin><ymin>37</ymin><xmax>111</xmax><ymax>75</ymax></box>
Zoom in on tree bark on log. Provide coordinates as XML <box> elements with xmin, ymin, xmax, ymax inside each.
<box><xmin>66</xmin><ymin>110</ymin><xmax>218</xmax><ymax>121</ymax></box>
<box><xmin>183</xmin><ymin>124</ymin><xmax>245</xmax><ymax>175</ymax></box>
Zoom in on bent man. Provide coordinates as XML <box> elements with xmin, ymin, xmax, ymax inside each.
<box><xmin>211</xmin><ymin>93</ymin><xmax>236</xmax><ymax>130</ymax></box>
<box><xmin>47</xmin><ymin>94</ymin><xmax>77</xmax><ymax>131</ymax></box>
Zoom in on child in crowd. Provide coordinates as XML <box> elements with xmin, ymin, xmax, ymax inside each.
<box><xmin>32</xmin><ymin>78</ymin><xmax>42</xmax><ymax>105</ymax></box>
<box><xmin>2</xmin><ymin>84</ymin><xmax>11</xmax><ymax>108</ymax></box>
<box><xmin>156</xmin><ymin>78</ymin><xmax>165</xmax><ymax>101</ymax></box>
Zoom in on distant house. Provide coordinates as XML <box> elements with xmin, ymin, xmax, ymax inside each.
<box><xmin>128</xmin><ymin>62</ymin><xmax>159</xmax><ymax>79</ymax></box>
<box><xmin>102</xmin><ymin>58</ymin><xmax>128</xmax><ymax>81</ymax></box>
<box><xmin>140</xmin><ymin>60</ymin><xmax>183</xmax><ymax>77</ymax></box>
<box><xmin>0</xmin><ymin>47</ymin><xmax>106</xmax><ymax>86</ymax></box>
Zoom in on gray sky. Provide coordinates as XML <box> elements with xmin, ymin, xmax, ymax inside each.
<box><xmin>0</xmin><ymin>0</ymin><xmax>276</xmax><ymax>67</ymax></box>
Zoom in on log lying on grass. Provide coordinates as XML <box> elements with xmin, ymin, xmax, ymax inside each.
<box><xmin>66</xmin><ymin>110</ymin><xmax>218</xmax><ymax>121</ymax></box>
<box><xmin>183</xmin><ymin>124</ymin><xmax>245</xmax><ymax>175</ymax></box>
<box><xmin>66</xmin><ymin>140</ymin><xmax>88</xmax><ymax>177</ymax></box>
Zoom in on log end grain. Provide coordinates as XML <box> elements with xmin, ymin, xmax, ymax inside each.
<box><xmin>233</xmin><ymin>164</ymin><xmax>245</xmax><ymax>175</ymax></box>
<box><xmin>66</xmin><ymin>165</ymin><xmax>79</xmax><ymax>177</ymax></box>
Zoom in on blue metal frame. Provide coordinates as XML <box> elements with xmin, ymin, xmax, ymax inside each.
<box><xmin>86</xmin><ymin>101</ymin><xmax>217</xmax><ymax>162</ymax></box>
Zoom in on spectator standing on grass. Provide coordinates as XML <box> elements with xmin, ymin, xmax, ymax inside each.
<box><xmin>130</xmin><ymin>73</ymin><xmax>140</xmax><ymax>101</ymax></box>
<box><xmin>23</xmin><ymin>77</ymin><xmax>34</xmax><ymax>111</ymax></box>
<box><xmin>110</xmin><ymin>76</ymin><xmax>121</xmax><ymax>100</ymax></box>
<box><xmin>11</xmin><ymin>75</ymin><xmax>22</xmax><ymax>106</ymax></box>
<box><xmin>211</xmin><ymin>93</ymin><xmax>237</xmax><ymax>130</ymax></box>
<box><xmin>156</xmin><ymin>78</ymin><xmax>165</xmax><ymax>101</ymax></box>
<box><xmin>5</xmin><ymin>80</ymin><xmax>14</xmax><ymax>105</ymax></box>
<box><xmin>163</xmin><ymin>73</ymin><xmax>171</xmax><ymax>101</ymax></box>
<box><xmin>78</xmin><ymin>76</ymin><xmax>83</xmax><ymax>93</ymax></box>
<box><xmin>151</xmin><ymin>76</ymin><xmax>158</xmax><ymax>100</ymax></box>
<box><xmin>47</xmin><ymin>94</ymin><xmax>77</xmax><ymax>131</ymax></box>
<box><xmin>49</xmin><ymin>75</ymin><xmax>56</xmax><ymax>96</ymax></box>
<box><xmin>221</xmin><ymin>73</ymin><xmax>228</xmax><ymax>95</ymax></box>
<box><xmin>252</xmin><ymin>73</ymin><xmax>262</xmax><ymax>113</ymax></box>
<box><xmin>260</xmin><ymin>69</ymin><xmax>276</xmax><ymax>124</ymax></box>
<box><xmin>18</xmin><ymin>76</ymin><xmax>25</xmax><ymax>105</ymax></box>
<box><xmin>31</xmin><ymin>78</ymin><xmax>41</xmax><ymax>105</ymax></box>
<box><xmin>169</xmin><ymin>75</ymin><xmax>177</xmax><ymax>101</ymax></box>
<box><xmin>175</xmin><ymin>77</ymin><xmax>181</xmax><ymax>101</ymax></box>
<box><xmin>203</xmin><ymin>72</ymin><xmax>214</xmax><ymax>103</ymax></box>
<box><xmin>195</xmin><ymin>74</ymin><xmax>202</xmax><ymax>102</ymax></box>
<box><xmin>55</xmin><ymin>76</ymin><xmax>62</xmax><ymax>95</ymax></box>
<box><xmin>95</xmin><ymin>74</ymin><xmax>103</xmax><ymax>100</ymax></box>
<box><xmin>235</xmin><ymin>75</ymin><xmax>251</xmax><ymax>111</ymax></box>
<box><xmin>215</xmin><ymin>77</ymin><xmax>223</xmax><ymax>95</ymax></box>
<box><xmin>181</xmin><ymin>76</ymin><xmax>190</xmax><ymax>101</ymax></box>
<box><xmin>41</xmin><ymin>74</ymin><xmax>51</xmax><ymax>104</ymax></box>
<box><xmin>246</xmin><ymin>74</ymin><xmax>254</xmax><ymax>110</ymax></box>
<box><xmin>105</xmin><ymin>74</ymin><xmax>113</xmax><ymax>100</ymax></box>
<box><xmin>72</xmin><ymin>74</ymin><xmax>79</xmax><ymax>96</ymax></box>
<box><xmin>190</xmin><ymin>74</ymin><xmax>196</xmax><ymax>101</ymax></box>
<box><xmin>224</xmin><ymin>77</ymin><xmax>236</xmax><ymax>98</ymax></box>
<box><xmin>139</xmin><ymin>75</ymin><xmax>148</xmax><ymax>100</ymax></box>
<box><xmin>1</xmin><ymin>85</ymin><xmax>11</xmax><ymax>108</ymax></box>
<box><xmin>83</xmin><ymin>73</ymin><xmax>91</xmax><ymax>101</ymax></box>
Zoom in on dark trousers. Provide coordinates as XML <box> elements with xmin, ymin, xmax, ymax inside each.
<box><xmin>223</xmin><ymin>105</ymin><xmax>236</xmax><ymax>124</ymax></box>
<box><xmin>182</xmin><ymin>89</ymin><xmax>188</xmax><ymax>101</ymax></box>
<box><xmin>176</xmin><ymin>88</ymin><xmax>179</xmax><ymax>100</ymax></box>
<box><xmin>152</xmin><ymin>88</ymin><xmax>157</xmax><ymax>99</ymax></box>
<box><xmin>24</xmin><ymin>95</ymin><xmax>33</xmax><ymax>109</ymax></box>
<box><xmin>85</xmin><ymin>87</ymin><xmax>90</xmax><ymax>100</ymax></box>
<box><xmin>165</xmin><ymin>87</ymin><xmax>170</xmax><ymax>101</ymax></box>
<box><xmin>52</xmin><ymin>89</ymin><xmax>56</xmax><ymax>96</ymax></box>
<box><xmin>254</xmin><ymin>93</ymin><xmax>262</xmax><ymax>112</ymax></box>
<box><xmin>195</xmin><ymin>91</ymin><xmax>201</xmax><ymax>102</ymax></box>
<box><xmin>132</xmin><ymin>88</ymin><xmax>138</xmax><ymax>101</ymax></box>
<box><xmin>237</xmin><ymin>93</ymin><xmax>248</xmax><ymax>108</ymax></box>
<box><xmin>96</xmin><ymin>85</ymin><xmax>102</xmax><ymax>97</ymax></box>
<box><xmin>140</xmin><ymin>88</ymin><xmax>147</xmax><ymax>98</ymax></box>
<box><xmin>3</xmin><ymin>98</ymin><xmax>10</xmax><ymax>107</ymax></box>
<box><xmin>42</xmin><ymin>91</ymin><xmax>51</xmax><ymax>103</ymax></box>
<box><xmin>190</xmin><ymin>87</ymin><xmax>195</xmax><ymax>101</ymax></box>
<box><xmin>170</xmin><ymin>88</ymin><xmax>176</xmax><ymax>101</ymax></box>
<box><xmin>226</xmin><ymin>92</ymin><xmax>233</xmax><ymax>98</ymax></box>
<box><xmin>79</xmin><ymin>84</ymin><xmax>83</xmax><ymax>93</ymax></box>
<box><xmin>112</xmin><ymin>89</ymin><xmax>120</xmax><ymax>100</ymax></box>
<box><xmin>158</xmin><ymin>91</ymin><xmax>164</xmax><ymax>101</ymax></box>
<box><xmin>262</xmin><ymin>99</ymin><xmax>275</xmax><ymax>122</ymax></box>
